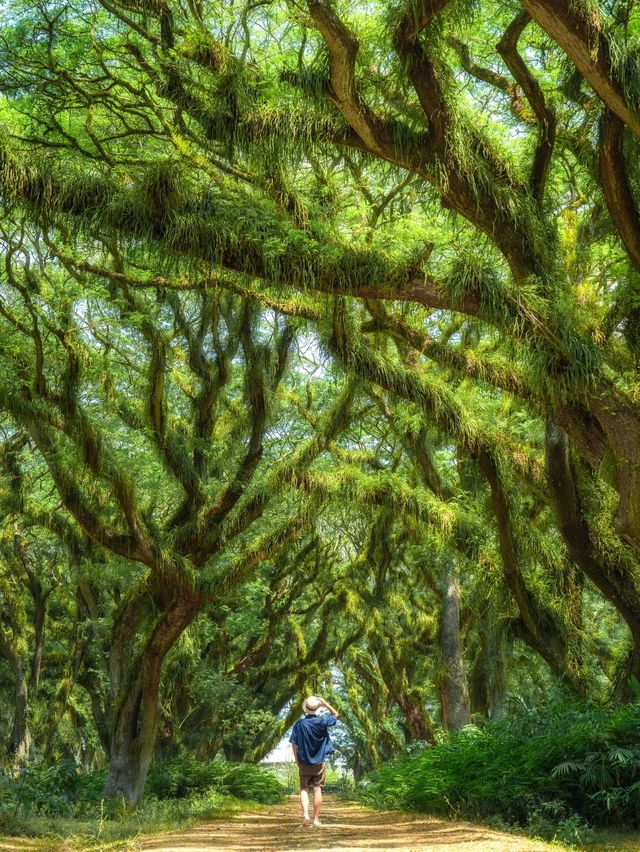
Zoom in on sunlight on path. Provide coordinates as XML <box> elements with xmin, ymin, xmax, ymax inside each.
<box><xmin>137</xmin><ymin>795</ymin><xmax>558</xmax><ymax>852</ymax></box>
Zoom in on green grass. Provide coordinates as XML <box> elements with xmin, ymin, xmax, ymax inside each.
<box><xmin>146</xmin><ymin>756</ymin><xmax>284</xmax><ymax>803</ymax></box>
<box><xmin>0</xmin><ymin>790</ymin><xmax>254</xmax><ymax>850</ymax></box>
<box><xmin>582</xmin><ymin>829</ymin><xmax>640</xmax><ymax>850</ymax></box>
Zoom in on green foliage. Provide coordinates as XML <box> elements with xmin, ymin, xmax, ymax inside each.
<box><xmin>0</xmin><ymin>757</ymin><xmax>282</xmax><ymax>832</ymax></box>
<box><xmin>146</xmin><ymin>757</ymin><xmax>284</xmax><ymax>804</ymax></box>
<box><xmin>1</xmin><ymin>0</ymin><xmax>640</xmax><ymax>841</ymax></box>
<box><xmin>0</xmin><ymin>788</ymin><xmax>243</xmax><ymax>845</ymax></box>
<box><xmin>362</xmin><ymin>703</ymin><xmax>640</xmax><ymax>834</ymax></box>
<box><xmin>0</xmin><ymin>759</ymin><xmax>92</xmax><ymax>818</ymax></box>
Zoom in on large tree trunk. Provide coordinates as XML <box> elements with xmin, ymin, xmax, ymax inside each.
<box><xmin>398</xmin><ymin>692</ymin><xmax>435</xmax><ymax>741</ymax></box>
<box><xmin>103</xmin><ymin>689</ymin><xmax>158</xmax><ymax>807</ymax></box>
<box><xmin>103</xmin><ymin>590</ymin><xmax>202</xmax><ymax>806</ymax></box>
<box><xmin>469</xmin><ymin>619</ymin><xmax>508</xmax><ymax>721</ymax></box>
<box><xmin>10</xmin><ymin>661</ymin><xmax>31</xmax><ymax>761</ymax></box>
<box><xmin>485</xmin><ymin>625</ymin><xmax>507</xmax><ymax>721</ymax></box>
<box><xmin>439</xmin><ymin>558</ymin><xmax>470</xmax><ymax>732</ymax></box>
<box><xmin>31</xmin><ymin>594</ymin><xmax>46</xmax><ymax>692</ymax></box>
<box><xmin>0</xmin><ymin>633</ymin><xmax>31</xmax><ymax>761</ymax></box>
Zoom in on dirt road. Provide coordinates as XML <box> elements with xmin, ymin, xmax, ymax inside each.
<box><xmin>138</xmin><ymin>795</ymin><xmax>560</xmax><ymax>851</ymax></box>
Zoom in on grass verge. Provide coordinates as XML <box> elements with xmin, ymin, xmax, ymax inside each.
<box><xmin>0</xmin><ymin>790</ymin><xmax>258</xmax><ymax>851</ymax></box>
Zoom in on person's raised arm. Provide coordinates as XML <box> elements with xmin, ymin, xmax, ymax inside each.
<box><xmin>319</xmin><ymin>696</ymin><xmax>339</xmax><ymax>717</ymax></box>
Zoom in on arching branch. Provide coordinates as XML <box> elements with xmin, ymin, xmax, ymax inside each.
<box><xmin>521</xmin><ymin>0</ymin><xmax>640</xmax><ymax>137</ymax></box>
<box><xmin>497</xmin><ymin>12</ymin><xmax>556</xmax><ymax>200</ymax></box>
<box><xmin>306</xmin><ymin>1</ymin><xmax>396</xmax><ymax>158</ymax></box>
<box><xmin>599</xmin><ymin>110</ymin><xmax>640</xmax><ymax>271</ymax></box>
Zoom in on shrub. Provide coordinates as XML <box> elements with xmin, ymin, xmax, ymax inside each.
<box><xmin>0</xmin><ymin>756</ymin><xmax>283</xmax><ymax>823</ymax></box>
<box><xmin>361</xmin><ymin>702</ymin><xmax>640</xmax><ymax>834</ymax></box>
<box><xmin>0</xmin><ymin>788</ymin><xmax>241</xmax><ymax>843</ymax></box>
<box><xmin>0</xmin><ymin>759</ymin><xmax>102</xmax><ymax>817</ymax></box>
<box><xmin>145</xmin><ymin>756</ymin><xmax>283</xmax><ymax>804</ymax></box>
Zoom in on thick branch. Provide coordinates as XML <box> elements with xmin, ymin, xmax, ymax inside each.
<box><xmin>306</xmin><ymin>1</ymin><xmax>394</xmax><ymax>158</ymax></box>
<box><xmin>477</xmin><ymin>449</ymin><xmax>585</xmax><ymax>693</ymax></box>
<box><xmin>327</xmin><ymin>306</ymin><xmax>545</xmax><ymax>488</ymax></box>
<box><xmin>599</xmin><ymin>110</ymin><xmax>640</xmax><ymax>271</ymax></box>
<box><xmin>545</xmin><ymin>420</ymin><xmax>640</xmax><ymax>642</ymax></box>
<box><xmin>521</xmin><ymin>0</ymin><xmax>640</xmax><ymax>137</ymax></box>
<box><xmin>363</xmin><ymin>306</ymin><xmax>534</xmax><ymax>400</ymax></box>
<box><xmin>497</xmin><ymin>12</ymin><xmax>556</xmax><ymax>199</ymax></box>
<box><xmin>394</xmin><ymin>0</ymin><xmax>453</xmax><ymax>149</ymax></box>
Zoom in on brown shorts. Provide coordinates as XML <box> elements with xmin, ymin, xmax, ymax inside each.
<box><xmin>298</xmin><ymin>762</ymin><xmax>326</xmax><ymax>791</ymax></box>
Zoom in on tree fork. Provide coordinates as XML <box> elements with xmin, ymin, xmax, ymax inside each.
<box><xmin>103</xmin><ymin>589</ymin><xmax>203</xmax><ymax>806</ymax></box>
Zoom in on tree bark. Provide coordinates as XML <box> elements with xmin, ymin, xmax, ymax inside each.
<box><xmin>545</xmin><ymin>419</ymin><xmax>640</xmax><ymax>696</ymax></box>
<box><xmin>10</xmin><ymin>662</ymin><xmax>30</xmax><ymax>761</ymax></box>
<box><xmin>438</xmin><ymin>558</ymin><xmax>470</xmax><ymax>731</ymax></box>
<box><xmin>0</xmin><ymin>632</ymin><xmax>31</xmax><ymax>761</ymax></box>
<box><xmin>599</xmin><ymin>110</ymin><xmax>640</xmax><ymax>272</ymax></box>
<box><xmin>103</xmin><ymin>590</ymin><xmax>202</xmax><ymax>806</ymax></box>
<box><xmin>486</xmin><ymin>625</ymin><xmax>508</xmax><ymax>721</ymax></box>
<box><xmin>521</xmin><ymin>0</ymin><xmax>640</xmax><ymax>137</ymax></box>
<box><xmin>398</xmin><ymin>693</ymin><xmax>435</xmax><ymax>742</ymax></box>
<box><xmin>13</xmin><ymin>530</ymin><xmax>49</xmax><ymax>692</ymax></box>
<box><xmin>478</xmin><ymin>450</ymin><xmax>587</xmax><ymax>694</ymax></box>
<box><xmin>31</xmin><ymin>591</ymin><xmax>46</xmax><ymax>692</ymax></box>
<box><xmin>470</xmin><ymin>619</ymin><xmax>508</xmax><ymax>720</ymax></box>
<box><xmin>373</xmin><ymin>637</ymin><xmax>435</xmax><ymax>743</ymax></box>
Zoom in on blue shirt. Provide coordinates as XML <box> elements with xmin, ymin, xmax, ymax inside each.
<box><xmin>289</xmin><ymin>713</ymin><xmax>337</xmax><ymax>765</ymax></box>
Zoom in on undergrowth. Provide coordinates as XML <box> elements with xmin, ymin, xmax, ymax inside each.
<box><xmin>361</xmin><ymin>702</ymin><xmax>640</xmax><ymax>846</ymax></box>
<box><xmin>0</xmin><ymin>757</ymin><xmax>283</xmax><ymax>845</ymax></box>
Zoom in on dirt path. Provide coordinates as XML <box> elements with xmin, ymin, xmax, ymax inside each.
<box><xmin>136</xmin><ymin>795</ymin><xmax>560</xmax><ymax>851</ymax></box>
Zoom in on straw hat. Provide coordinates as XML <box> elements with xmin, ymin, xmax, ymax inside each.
<box><xmin>302</xmin><ymin>695</ymin><xmax>322</xmax><ymax>715</ymax></box>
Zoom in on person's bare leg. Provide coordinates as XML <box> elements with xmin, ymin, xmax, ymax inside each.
<box><xmin>300</xmin><ymin>789</ymin><xmax>311</xmax><ymax>826</ymax></box>
<box><xmin>313</xmin><ymin>786</ymin><xmax>322</xmax><ymax>825</ymax></box>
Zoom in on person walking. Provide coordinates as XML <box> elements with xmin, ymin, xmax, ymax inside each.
<box><xmin>289</xmin><ymin>695</ymin><xmax>339</xmax><ymax>827</ymax></box>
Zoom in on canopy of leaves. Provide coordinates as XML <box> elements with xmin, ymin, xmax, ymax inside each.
<box><xmin>0</xmin><ymin>0</ymin><xmax>639</xmax><ymax>829</ymax></box>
